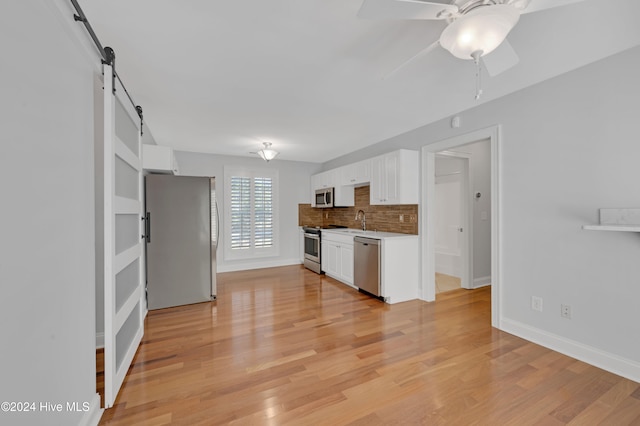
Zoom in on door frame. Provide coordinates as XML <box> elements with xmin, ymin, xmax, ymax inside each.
<box><xmin>420</xmin><ymin>125</ymin><xmax>501</xmax><ymax>328</ymax></box>
<box><xmin>434</xmin><ymin>151</ymin><xmax>472</xmax><ymax>289</ymax></box>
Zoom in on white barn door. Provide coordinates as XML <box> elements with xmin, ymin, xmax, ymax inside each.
<box><xmin>102</xmin><ymin>64</ymin><xmax>145</xmax><ymax>408</ymax></box>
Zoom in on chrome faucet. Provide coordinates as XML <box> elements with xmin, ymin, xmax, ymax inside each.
<box><xmin>355</xmin><ymin>209</ymin><xmax>366</xmax><ymax>231</ymax></box>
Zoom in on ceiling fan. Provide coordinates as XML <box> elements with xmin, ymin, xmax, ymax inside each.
<box><xmin>358</xmin><ymin>0</ymin><xmax>586</xmax><ymax>97</ymax></box>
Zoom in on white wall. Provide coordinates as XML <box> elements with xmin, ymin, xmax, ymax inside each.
<box><xmin>0</xmin><ymin>1</ymin><xmax>102</xmax><ymax>425</ymax></box>
<box><xmin>323</xmin><ymin>46</ymin><xmax>640</xmax><ymax>380</ymax></box>
<box><xmin>175</xmin><ymin>151</ymin><xmax>321</xmax><ymax>272</ymax></box>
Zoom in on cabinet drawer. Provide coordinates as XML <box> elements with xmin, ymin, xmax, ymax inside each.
<box><xmin>322</xmin><ymin>232</ymin><xmax>354</xmax><ymax>246</ymax></box>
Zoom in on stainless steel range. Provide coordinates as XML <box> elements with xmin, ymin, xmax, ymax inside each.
<box><xmin>302</xmin><ymin>225</ymin><xmax>347</xmax><ymax>274</ymax></box>
<box><xmin>302</xmin><ymin>227</ymin><xmax>322</xmax><ymax>274</ymax></box>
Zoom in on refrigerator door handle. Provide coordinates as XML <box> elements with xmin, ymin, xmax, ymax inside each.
<box><xmin>145</xmin><ymin>212</ymin><xmax>151</xmax><ymax>243</ymax></box>
<box><xmin>215</xmin><ymin>201</ymin><xmax>220</xmax><ymax>249</ymax></box>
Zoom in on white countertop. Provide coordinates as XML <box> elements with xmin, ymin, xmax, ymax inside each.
<box><xmin>321</xmin><ymin>228</ymin><xmax>417</xmax><ymax>240</ymax></box>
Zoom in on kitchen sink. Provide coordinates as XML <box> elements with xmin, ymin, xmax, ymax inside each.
<box><xmin>343</xmin><ymin>229</ymin><xmax>380</xmax><ymax>236</ymax></box>
<box><xmin>327</xmin><ymin>228</ymin><xmax>386</xmax><ymax>237</ymax></box>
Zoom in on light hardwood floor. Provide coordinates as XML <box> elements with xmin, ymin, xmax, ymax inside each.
<box><xmin>98</xmin><ymin>265</ymin><xmax>640</xmax><ymax>425</ymax></box>
<box><xmin>435</xmin><ymin>272</ymin><xmax>461</xmax><ymax>293</ymax></box>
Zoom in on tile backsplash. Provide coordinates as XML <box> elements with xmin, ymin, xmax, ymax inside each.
<box><xmin>298</xmin><ymin>186</ymin><xmax>418</xmax><ymax>234</ymax></box>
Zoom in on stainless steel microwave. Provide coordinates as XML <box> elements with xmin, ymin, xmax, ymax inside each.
<box><xmin>315</xmin><ymin>187</ymin><xmax>334</xmax><ymax>208</ymax></box>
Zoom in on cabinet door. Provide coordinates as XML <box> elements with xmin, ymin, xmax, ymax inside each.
<box><xmin>310</xmin><ymin>175</ymin><xmax>318</xmax><ymax>207</ymax></box>
<box><xmin>370</xmin><ymin>155</ymin><xmax>386</xmax><ymax>204</ymax></box>
<box><xmin>384</xmin><ymin>152</ymin><xmax>400</xmax><ymax>204</ymax></box>
<box><xmin>353</xmin><ymin>160</ymin><xmax>371</xmax><ymax>184</ymax></box>
<box><xmin>371</xmin><ymin>150</ymin><xmax>418</xmax><ymax>205</ymax></box>
<box><xmin>326</xmin><ymin>242</ymin><xmax>340</xmax><ymax>277</ymax></box>
<box><xmin>142</xmin><ymin>144</ymin><xmax>177</xmax><ymax>175</ymax></box>
<box><xmin>340</xmin><ymin>244</ymin><xmax>354</xmax><ymax>285</ymax></box>
<box><xmin>340</xmin><ymin>160</ymin><xmax>370</xmax><ymax>186</ymax></box>
<box><xmin>311</xmin><ymin>173</ymin><xmax>327</xmax><ymax>190</ymax></box>
<box><xmin>316</xmin><ymin>170</ymin><xmax>335</xmax><ymax>189</ymax></box>
<box><xmin>321</xmin><ymin>237</ymin><xmax>328</xmax><ymax>271</ymax></box>
<box><xmin>340</xmin><ymin>164</ymin><xmax>355</xmax><ymax>186</ymax></box>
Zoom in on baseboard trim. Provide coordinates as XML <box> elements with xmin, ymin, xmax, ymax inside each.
<box><xmin>95</xmin><ymin>332</ymin><xmax>104</xmax><ymax>349</ymax></box>
<box><xmin>472</xmin><ymin>276</ymin><xmax>491</xmax><ymax>288</ymax></box>
<box><xmin>500</xmin><ymin>318</ymin><xmax>640</xmax><ymax>383</ymax></box>
<box><xmin>218</xmin><ymin>258</ymin><xmax>301</xmax><ymax>273</ymax></box>
<box><xmin>78</xmin><ymin>393</ymin><xmax>103</xmax><ymax>426</ymax></box>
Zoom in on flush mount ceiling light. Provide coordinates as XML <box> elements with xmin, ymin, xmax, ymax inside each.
<box><xmin>257</xmin><ymin>142</ymin><xmax>279</xmax><ymax>162</ymax></box>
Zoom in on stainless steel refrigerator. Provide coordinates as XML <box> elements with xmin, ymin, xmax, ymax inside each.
<box><xmin>145</xmin><ymin>175</ymin><xmax>218</xmax><ymax>310</ymax></box>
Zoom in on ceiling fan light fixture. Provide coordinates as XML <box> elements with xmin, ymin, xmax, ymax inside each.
<box><xmin>439</xmin><ymin>4</ymin><xmax>520</xmax><ymax>60</ymax></box>
<box><xmin>257</xmin><ymin>142</ymin><xmax>279</xmax><ymax>162</ymax></box>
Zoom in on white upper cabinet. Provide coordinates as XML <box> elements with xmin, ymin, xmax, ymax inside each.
<box><xmin>311</xmin><ymin>170</ymin><xmax>338</xmax><ymax>207</ymax></box>
<box><xmin>334</xmin><ymin>186</ymin><xmax>355</xmax><ymax>207</ymax></box>
<box><xmin>142</xmin><ymin>144</ymin><xmax>179</xmax><ymax>175</ymax></box>
<box><xmin>311</xmin><ymin>169</ymin><xmax>354</xmax><ymax>207</ymax></box>
<box><xmin>370</xmin><ymin>149</ymin><xmax>418</xmax><ymax>205</ymax></box>
<box><xmin>312</xmin><ymin>170</ymin><xmax>335</xmax><ymax>189</ymax></box>
<box><xmin>310</xmin><ymin>149</ymin><xmax>416</xmax><ymax>207</ymax></box>
<box><xmin>340</xmin><ymin>159</ymin><xmax>371</xmax><ymax>186</ymax></box>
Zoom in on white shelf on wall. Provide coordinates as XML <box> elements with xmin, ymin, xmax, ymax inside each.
<box><xmin>583</xmin><ymin>208</ymin><xmax>640</xmax><ymax>232</ymax></box>
<box><xmin>583</xmin><ymin>224</ymin><xmax>640</xmax><ymax>232</ymax></box>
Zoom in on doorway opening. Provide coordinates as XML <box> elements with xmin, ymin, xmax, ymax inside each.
<box><xmin>434</xmin><ymin>151</ymin><xmax>470</xmax><ymax>293</ymax></box>
<box><xmin>421</xmin><ymin>125</ymin><xmax>501</xmax><ymax>327</ymax></box>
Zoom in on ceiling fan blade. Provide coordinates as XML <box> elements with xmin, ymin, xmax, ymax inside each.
<box><xmin>358</xmin><ymin>0</ymin><xmax>458</xmax><ymax>20</ymax></box>
<box><xmin>383</xmin><ymin>39</ymin><xmax>440</xmax><ymax>79</ymax></box>
<box><xmin>482</xmin><ymin>39</ymin><xmax>519</xmax><ymax>77</ymax></box>
<box><xmin>520</xmin><ymin>0</ymin><xmax>586</xmax><ymax>14</ymax></box>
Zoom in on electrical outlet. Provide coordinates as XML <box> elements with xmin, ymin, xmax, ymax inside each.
<box><xmin>531</xmin><ymin>296</ymin><xmax>543</xmax><ymax>312</ymax></box>
<box><xmin>324</xmin><ymin>212</ymin><xmax>329</xmax><ymax>219</ymax></box>
<box><xmin>399</xmin><ymin>214</ymin><xmax>404</xmax><ymax>222</ymax></box>
<box><xmin>409</xmin><ymin>214</ymin><xmax>417</xmax><ymax>223</ymax></box>
<box><xmin>561</xmin><ymin>304</ymin><xmax>572</xmax><ymax>319</ymax></box>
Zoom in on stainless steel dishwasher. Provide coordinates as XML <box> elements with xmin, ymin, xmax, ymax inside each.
<box><xmin>354</xmin><ymin>236</ymin><xmax>381</xmax><ymax>297</ymax></box>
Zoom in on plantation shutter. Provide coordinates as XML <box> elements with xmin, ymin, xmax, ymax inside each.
<box><xmin>254</xmin><ymin>177</ymin><xmax>273</xmax><ymax>248</ymax></box>
<box><xmin>224</xmin><ymin>167</ymin><xmax>279</xmax><ymax>260</ymax></box>
<box><xmin>230</xmin><ymin>176</ymin><xmax>251</xmax><ymax>250</ymax></box>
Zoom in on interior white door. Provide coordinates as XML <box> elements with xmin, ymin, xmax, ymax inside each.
<box><xmin>435</xmin><ymin>174</ymin><xmax>462</xmax><ymax>276</ymax></box>
<box><xmin>434</xmin><ymin>153</ymin><xmax>471</xmax><ymax>290</ymax></box>
<box><xmin>102</xmin><ymin>64</ymin><xmax>145</xmax><ymax>408</ymax></box>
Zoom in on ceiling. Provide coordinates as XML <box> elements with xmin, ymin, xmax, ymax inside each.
<box><xmin>81</xmin><ymin>0</ymin><xmax>640</xmax><ymax>163</ymax></box>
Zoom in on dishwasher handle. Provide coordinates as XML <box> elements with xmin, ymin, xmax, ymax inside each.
<box><xmin>354</xmin><ymin>236</ymin><xmax>380</xmax><ymax>245</ymax></box>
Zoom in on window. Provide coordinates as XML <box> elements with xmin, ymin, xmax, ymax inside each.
<box><xmin>224</xmin><ymin>167</ymin><xmax>278</xmax><ymax>260</ymax></box>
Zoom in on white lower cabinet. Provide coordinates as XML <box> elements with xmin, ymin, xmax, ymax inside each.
<box><xmin>340</xmin><ymin>244</ymin><xmax>354</xmax><ymax>283</ymax></box>
<box><xmin>321</xmin><ymin>233</ymin><xmax>354</xmax><ymax>287</ymax></box>
<box><xmin>380</xmin><ymin>237</ymin><xmax>419</xmax><ymax>304</ymax></box>
<box><xmin>322</xmin><ymin>230</ymin><xmax>419</xmax><ymax>303</ymax></box>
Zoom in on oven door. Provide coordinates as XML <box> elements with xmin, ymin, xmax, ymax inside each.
<box><xmin>304</xmin><ymin>233</ymin><xmax>320</xmax><ymax>263</ymax></box>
